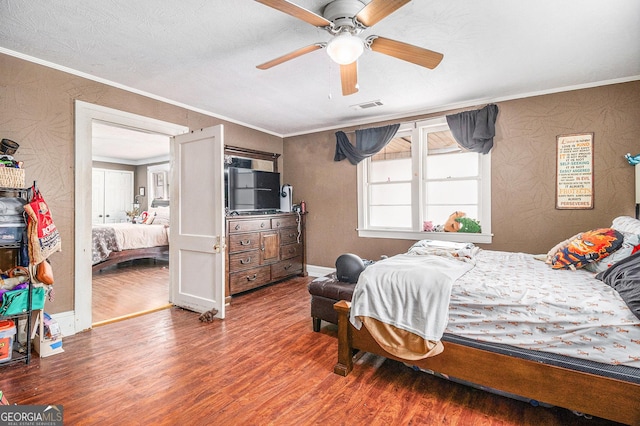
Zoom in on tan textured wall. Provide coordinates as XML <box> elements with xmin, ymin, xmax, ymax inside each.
<box><xmin>3</xmin><ymin>50</ymin><xmax>638</xmax><ymax>311</ymax></box>
<box><xmin>283</xmin><ymin>81</ymin><xmax>640</xmax><ymax>268</ymax></box>
<box><xmin>0</xmin><ymin>53</ymin><xmax>282</xmax><ymax>313</ymax></box>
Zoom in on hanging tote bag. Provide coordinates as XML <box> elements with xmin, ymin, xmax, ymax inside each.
<box><xmin>23</xmin><ymin>185</ymin><xmax>62</xmax><ymax>265</ymax></box>
<box><xmin>0</xmin><ymin>286</ymin><xmax>46</xmax><ymax>316</ymax></box>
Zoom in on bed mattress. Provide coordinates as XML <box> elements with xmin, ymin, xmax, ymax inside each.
<box><xmin>92</xmin><ymin>223</ymin><xmax>169</xmax><ymax>265</ymax></box>
<box><xmin>104</xmin><ymin>223</ymin><xmax>168</xmax><ymax>250</ymax></box>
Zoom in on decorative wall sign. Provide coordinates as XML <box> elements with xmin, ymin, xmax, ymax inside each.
<box><xmin>556</xmin><ymin>133</ymin><xmax>594</xmax><ymax>209</ymax></box>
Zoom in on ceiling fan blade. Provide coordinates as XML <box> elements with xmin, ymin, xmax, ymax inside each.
<box><xmin>355</xmin><ymin>0</ymin><xmax>411</xmax><ymax>27</ymax></box>
<box><xmin>369</xmin><ymin>36</ymin><xmax>443</xmax><ymax>69</ymax></box>
<box><xmin>255</xmin><ymin>0</ymin><xmax>332</xmax><ymax>28</ymax></box>
<box><xmin>256</xmin><ymin>44</ymin><xmax>324</xmax><ymax>70</ymax></box>
<box><xmin>340</xmin><ymin>62</ymin><xmax>358</xmax><ymax>96</ymax></box>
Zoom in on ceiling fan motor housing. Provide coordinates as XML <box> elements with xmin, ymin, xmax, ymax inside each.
<box><xmin>323</xmin><ymin>0</ymin><xmax>367</xmax><ymax>31</ymax></box>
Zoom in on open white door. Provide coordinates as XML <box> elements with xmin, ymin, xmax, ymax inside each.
<box><xmin>170</xmin><ymin>126</ymin><xmax>225</xmax><ymax>318</ymax></box>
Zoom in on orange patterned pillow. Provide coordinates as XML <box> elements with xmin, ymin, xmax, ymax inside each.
<box><xmin>550</xmin><ymin>228</ymin><xmax>623</xmax><ymax>270</ymax></box>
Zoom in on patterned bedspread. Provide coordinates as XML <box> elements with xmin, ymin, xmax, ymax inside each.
<box><xmin>92</xmin><ymin>226</ymin><xmax>120</xmax><ymax>264</ymax></box>
<box><xmin>92</xmin><ymin>223</ymin><xmax>169</xmax><ymax>265</ymax></box>
<box><xmin>446</xmin><ymin>250</ymin><xmax>640</xmax><ymax>368</ymax></box>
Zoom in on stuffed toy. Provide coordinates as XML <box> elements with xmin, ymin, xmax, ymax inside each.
<box><xmin>443</xmin><ymin>211</ymin><xmax>466</xmax><ymax>232</ymax></box>
<box><xmin>443</xmin><ymin>211</ymin><xmax>482</xmax><ymax>233</ymax></box>
<box><xmin>199</xmin><ymin>308</ymin><xmax>218</xmax><ymax>323</ymax></box>
<box><xmin>456</xmin><ymin>216</ymin><xmax>482</xmax><ymax>233</ymax></box>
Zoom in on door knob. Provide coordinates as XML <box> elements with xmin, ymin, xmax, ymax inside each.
<box><xmin>213</xmin><ymin>236</ymin><xmax>226</xmax><ymax>253</ymax></box>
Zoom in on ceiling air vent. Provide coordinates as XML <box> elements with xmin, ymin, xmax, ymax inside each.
<box><xmin>351</xmin><ymin>100</ymin><xmax>383</xmax><ymax>110</ymax></box>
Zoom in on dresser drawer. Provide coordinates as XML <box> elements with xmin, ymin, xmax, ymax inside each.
<box><xmin>279</xmin><ymin>228</ymin><xmax>301</xmax><ymax>245</ymax></box>
<box><xmin>229</xmin><ymin>266</ymin><xmax>271</xmax><ymax>294</ymax></box>
<box><xmin>280</xmin><ymin>242</ymin><xmax>302</xmax><ymax>260</ymax></box>
<box><xmin>228</xmin><ymin>219</ymin><xmax>271</xmax><ymax>234</ymax></box>
<box><xmin>229</xmin><ymin>250</ymin><xmax>260</xmax><ymax>271</ymax></box>
<box><xmin>271</xmin><ymin>256</ymin><xmax>302</xmax><ymax>280</ymax></box>
<box><xmin>228</xmin><ymin>232</ymin><xmax>260</xmax><ymax>253</ymax></box>
<box><xmin>271</xmin><ymin>215</ymin><xmax>299</xmax><ymax>230</ymax></box>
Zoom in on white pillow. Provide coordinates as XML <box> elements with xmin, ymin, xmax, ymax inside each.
<box><xmin>612</xmin><ymin>216</ymin><xmax>640</xmax><ymax>235</ymax></box>
<box><xmin>148</xmin><ymin>206</ymin><xmax>170</xmax><ymax>226</ymax></box>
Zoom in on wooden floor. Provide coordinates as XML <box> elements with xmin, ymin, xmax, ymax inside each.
<box><xmin>0</xmin><ymin>277</ymin><xmax>623</xmax><ymax>425</ymax></box>
<box><xmin>92</xmin><ymin>259</ymin><xmax>170</xmax><ymax>324</ymax></box>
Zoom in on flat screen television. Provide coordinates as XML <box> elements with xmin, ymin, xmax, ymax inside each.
<box><xmin>226</xmin><ymin>167</ymin><xmax>281</xmax><ymax>213</ymax></box>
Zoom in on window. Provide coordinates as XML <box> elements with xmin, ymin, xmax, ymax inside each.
<box><xmin>357</xmin><ymin>117</ymin><xmax>492</xmax><ymax>243</ymax></box>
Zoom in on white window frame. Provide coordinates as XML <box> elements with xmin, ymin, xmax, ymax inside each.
<box><xmin>357</xmin><ymin>117</ymin><xmax>492</xmax><ymax>244</ymax></box>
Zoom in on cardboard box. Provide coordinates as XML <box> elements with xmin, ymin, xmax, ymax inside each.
<box><xmin>33</xmin><ymin>336</ymin><xmax>63</xmax><ymax>358</ymax></box>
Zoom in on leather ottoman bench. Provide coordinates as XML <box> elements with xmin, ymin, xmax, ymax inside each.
<box><xmin>307</xmin><ymin>273</ymin><xmax>355</xmax><ymax>332</ymax></box>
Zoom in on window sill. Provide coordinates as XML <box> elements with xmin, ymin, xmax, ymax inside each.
<box><xmin>357</xmin><ymin>229</ymin><xmax>493</xmax><ymax>244</ymax></box>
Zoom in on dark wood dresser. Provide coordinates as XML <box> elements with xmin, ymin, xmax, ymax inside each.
<box><xmin>226</xmin><ymin>212</ymin><xmax>306</xmax><ymax>297</ymax></box>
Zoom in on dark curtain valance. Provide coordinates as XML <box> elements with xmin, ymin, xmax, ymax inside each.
<box><xmin>446</xmin><ymin>104</ymin><xmax>499</xmax><ymax>154</ymax></box>
<box><xmin>334</xmin><ymin>123</ymin><xmax>400</xmax><ymax>165</ymax></box>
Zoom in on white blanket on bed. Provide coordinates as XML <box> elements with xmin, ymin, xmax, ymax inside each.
<box><xmin>349</xmin><ymin>254</ymin><xmax>473</xmax><ymax>341</ymax></box>
<box><xmin>94</xmin><ymin>223</ymin><xmax>168</xmax><ymax>250</ymax></box>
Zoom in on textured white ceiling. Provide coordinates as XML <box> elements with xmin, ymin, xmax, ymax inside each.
<box><xmin>92</xmin><ymin>122</ymin><xmax>170</xmax><ymax>165</ymax></box>
<box><xmin>1</xmin><ymin>0</ymin><xmax>639</xmax><ymax>138</ymax></box>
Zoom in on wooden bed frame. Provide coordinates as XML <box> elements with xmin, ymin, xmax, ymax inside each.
<box><xmin>92</xmin><ymin>246</ymin><xmax>169</xmax><ymax>273</ymax></box>
<box><xmin>333</xmin><ymin>301</ymin><xmax>640</xmax><ymax>425</ymax></box>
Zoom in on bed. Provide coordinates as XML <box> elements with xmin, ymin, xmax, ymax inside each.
<box><xmin>333</xmin><ymin>216</ymin><xmax>640</xmax><ymax>425</ymax></box>
<box><xmin>92</xmin><ymin>206</ymin><xmax>170</xmax><ymax>272</ymax></box>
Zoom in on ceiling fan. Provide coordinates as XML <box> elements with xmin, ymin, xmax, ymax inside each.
<box><xmin>255</xmin><ymin>0</ymin><xmax>444</xmax><ymax>96</ymax></box>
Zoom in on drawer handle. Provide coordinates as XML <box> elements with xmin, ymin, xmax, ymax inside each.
<box><xmin>246</xmin><ymin>274</ymin><xmax>257</xmax><ymax>281</ymax></box>
<box><xmin>284</xmin><ymin>263</ymin><xmax>292</xmax><ymax>270</ymax></box>
<box><xmin>260</xmin><ymin>223</ymin><xmax>265</xmax><ymax>228</ymax></box>
<box><xmin>288</xmin><ymin>248</ymin><xmax>296</xmax><ymax>254</ymax></box>
<box><xmin>240</xmin><ymin>257</ymin><xmax>252</xmax><ymax>265</ymax></box>
<box><xmin>275</xmin><ymin>221</ymin><xmax>281</xmax><ymax>227</ymax></box>
<box><xmin>288</xmin><ymin>233</ymin><xmax>295</xmax><ymax>238</ymax></box>
<box><xmin>240</xmin><ymin>240</ymin><xmax>252</xmax><ymax>246</ymax></box>
<box><xmin>235</xmin><ymin>224</ymin><xmax>240</xmax><ymax>230</ymax></box>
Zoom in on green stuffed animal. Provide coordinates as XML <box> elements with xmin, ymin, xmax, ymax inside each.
<box><xmin>455</xmin><ymin>216</ymin><xmax>482</xmax><ymax>233</ymax></box>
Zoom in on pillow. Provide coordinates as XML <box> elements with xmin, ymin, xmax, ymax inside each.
<box><xmin>612</xmin><ymin>216</ymin><xmax>640</xmax><ymax>235</ymax></box>
<box><xmin>584</xmin><ymin>232</ymin><xmax>640</xmax><ymax>273</ymax></box>
<box><xmin>148</xmin><ymin>206</ymin><xmax>170</xmax><ymax>226</ymax></box>
<box><xmin>142</xmin><ymin>212</ymin><xmax>155</xmax><ymax>225</ymax></box>
<box><xmin>545</xmin><ymin>232</ymin><xmax>581</xmax><ymax>264</ymax></box>
<box><xmin>550</xmin><ymin>228</ymin><xmax>624</xmax><ymax>270</ymax></box>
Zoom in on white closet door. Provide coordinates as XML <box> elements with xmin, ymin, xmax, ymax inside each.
<box><xmin>93</xmin><ymin>169</ymin><xmax>134</xmax><ymax>223</ymax></box>
<box><xmin>104</xmin><ymin>171</ymin><xmax>133</xmax><ymax>223</ymax></box>
<box><xmin>92</xmin><ymin>170</ymin><xmax>106</xmax><ymax>224</ymax></box>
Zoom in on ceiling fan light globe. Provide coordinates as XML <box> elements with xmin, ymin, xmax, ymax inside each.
<box><xmin>327</xmin><ymin>33</ymin><xmax>364</xmax><ymax>65</ymax></box>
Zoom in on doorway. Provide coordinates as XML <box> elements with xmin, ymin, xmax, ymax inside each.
<box><xmin>91</xmin><ymin>122</ymin><xmax>172</xmax><ymax>325</ymax></box>
<box><xmin>74</xmin><ymin>101</ymin><xmax>188</xmax><ymax>333</ymax></box>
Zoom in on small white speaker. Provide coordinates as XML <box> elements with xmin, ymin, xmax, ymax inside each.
<box><xmin>280</xmin><ymin>184</ymin><xmax>292</xmax><ymax>212</ymax></box>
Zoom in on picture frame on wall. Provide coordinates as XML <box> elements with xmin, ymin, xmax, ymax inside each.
<box><xmin>556</xmin><ymin>133</ymin><xmax>594</xmax><ymax>210</ymax></box>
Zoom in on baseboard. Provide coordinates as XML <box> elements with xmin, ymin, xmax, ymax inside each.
<box><xmin>307</xmin><ymin>264</ymin><xmax>334</xmax><ymax>278</ymax></box>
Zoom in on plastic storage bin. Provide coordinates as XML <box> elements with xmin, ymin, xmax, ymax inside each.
<box><xmin>0</xmin><ymin>223</ymin><xmax>25</xmax><ymax>244</ymax></box>
<box><xmin>0</xmin><ymin>319</ymin><xmax>16</xmax><ymax>362</ymax></box>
